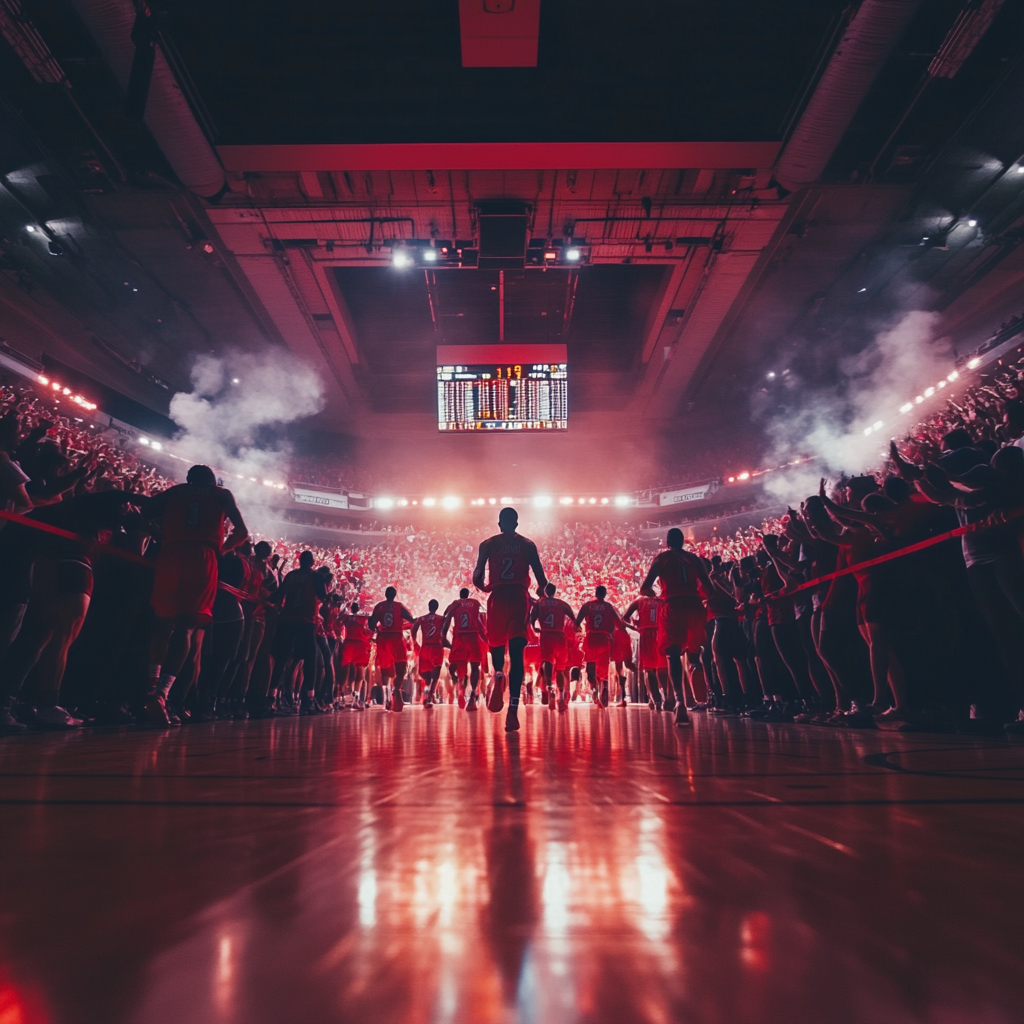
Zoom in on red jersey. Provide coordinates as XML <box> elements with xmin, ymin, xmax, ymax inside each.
<box><xmin>482</xmin><ymin>532</ymin><xmax>537</xmax><ymax>591</ymax></box>
<box><xmin>156</xmin><ymin>483</ymin><xmax>229</xmax><ymax>549</ymax></box>
<box><xmin>579</xmin><ymin>599</ymin><xmax>619</xmax><ymax>638</ymax></box>
<box><xmin>415</xmin><ymin>613</ymin><xmax>445</xmax><ymax>647</ymax></box>
<box><xmin>637</xmin><ymin>596</ymin><xmax>661</xmax><ymax>631</ymax></box>
<box><xmin>342</xmin><ymin>613</ymin><xmax>372</xmax><ymax>643</ymax></box>
<box><xmin>533</xmin><ymin>596</ymin><xmax>575</xmax><ymax>634</ymax></box>
<box><xmin>649</xmin><ymin>548</ymin><xmax>702</xmax><ymax>599</ymax></box>
<box><xmin>444</xmin><ymin>597</ymin><xmax>484</xmax><ymax>635</ymax></box>
<box><xmin>370</xmin><ymin>600</ymin><xmax>412</xmax><ymax>636</ymax></box>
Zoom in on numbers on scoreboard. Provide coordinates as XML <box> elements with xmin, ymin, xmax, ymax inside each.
<box><xmin>495</xmin><ymin>365</ymin><xmax>522</xmax><ymax>380</ymax></box>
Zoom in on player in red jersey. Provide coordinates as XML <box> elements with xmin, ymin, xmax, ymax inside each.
<box><xmin>472</xmin><ymin>507</ymin><xmax>549</xmax><ymax>732</ymax></box>
<box><xmin>611</xmin><ymin>620</ymin><xmax>636</xmax><ymax>707</ymax></box>
<box><xmin>441</xmin><ymin>587</ymin><xmax>487</xmax><ymax>710</ymax></box>
<box><xmin>412</xmin><ymin>600</ymin><xmax>447</xmax><ymax>706</ymax></box>
<box><xmin>530</xmin><ymin>583</ymin><xmax>577</xmax><ymax>711</ymax></box>
<box><xmin>523</xmin><ymin>620</ymin><xmax>541</xmax><ymax>704</ymax></box>
<box><xmin>369</xmin><ymin>586</ymin><xmax>415</xmax><ymax>712</ymax></box>
<box><xmin>339</xmin><ymin>602</ymin><xmax>372</xmax><ymax>709</ymax></box>
<box><xmin>624</xmin><ymin>592</ymin><xmax>666</xmax><ymax>710</ymax></box>
<box><xmin>144</xmin><ymin>465</ymin><xmax>248</xmax><ymax>726</ymax></box>
<box><xmin>575</xmin><ymin>585</ymin><xmax>623</xmax><ymax>708</ymax></box>
<box><xmin>640</xmin><ymin>528</ymin><xmax>712</xmax><ymax>727</ymax></box>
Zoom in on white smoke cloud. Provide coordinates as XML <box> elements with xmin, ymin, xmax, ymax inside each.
<box><xmin>168</xmin><ymin>349</ymin><xmax>325</xmax><ymax>496</ymax></box>
<box><xmin>760</xmin><ymin>310</ymin><xmax>953</xmax><ymax>503</ymax></box>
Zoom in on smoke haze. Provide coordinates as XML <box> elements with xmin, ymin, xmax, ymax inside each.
<box><xmin>759</xmin><ymin>309</ymin><xmax>954</xmax><ymax>502</ymax></box>
<box><xmin>168</xmin><ymin>349</ymin><xmax>325</xmax><ymax>495</ymax></box>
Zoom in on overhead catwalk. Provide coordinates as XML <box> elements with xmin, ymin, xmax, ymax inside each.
<box><xmin>1</xmin><ymin>709</ymin><xmax>1022</xmax><ymax>1024</ymax></box>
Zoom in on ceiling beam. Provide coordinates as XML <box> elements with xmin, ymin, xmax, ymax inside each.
<box><xmin>459</xmin><ymin>0</ymin><xmax>539</xmax><ymax>67</ymax></box>
<box><xmin>218</xmin><ymin>141</ymin><xmax>781</xmax><ymax>173</ymax></box>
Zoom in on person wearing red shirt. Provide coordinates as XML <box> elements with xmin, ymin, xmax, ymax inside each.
<box><xmin>530</xmin><ymin>584</ymin><xmax>577</xmax><ymax>711</ymax></box>
<box><xmin>574</xmin><ymin>586</ymin><xmax>623</xmax><ymax>708</ymax></box>
<box><xmin>412</xmin><ymin>599</ymin><xmax>446</xmax><ymax>706</ymax></box>
<box><xmin>339</xmin><ymin>602</ymin><xmax>373</xmax><ymax>709</ymax></box>
<box><xmin>640</xmin><ymin>528</ymin><xmax>712</xmax><ymax>727</ymax></box>
<box><xmin>624</xmin><ymin>593</ymin><xmax>665</xmax><ymax>710</ymax></box>
<box><xmin>369</xmin><ymin>586</ymin><xmax>415</xmax><ymax>712</ymax></box>
<box><xmin>441</xmin><ymin>588</ymin><xmax>487</xmax><ymax>710</ymax></box>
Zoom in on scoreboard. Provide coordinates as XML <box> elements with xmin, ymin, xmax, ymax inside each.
<box><xmin>436</xmin><ymin>345</ymin><xmax>567</xmax><ymax>432</ymax></box>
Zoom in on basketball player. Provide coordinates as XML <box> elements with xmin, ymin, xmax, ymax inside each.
<box><xmin>640</xmin><ymin>528</ymin><xmax>712</xmax><ymax>726</ymax></box>
<box><xmin>575</xmin><ymin>585</ymin><xmax>623</xmax><ymax>708</ymax></box>
<box><xmin>611</xmin><ymin>619</ymin><xmax>636</xmax><ymax>706</ymax></box>
<box><xmin>530</xmin><ymin>583</ymin><xmax>576</xmax><ymax>711</ymax></box>
<box><xmin>339</xmin><ymin>601</ymin><xmax>372</xmax><ymax>709</ymax></box>
<box><xmin>412</xmin><ymin>600</ymin><xmax>446</xmax><ymax>706</ymax></box>
<box><xmin>369</xmin><ymin>587</ymin><xmax>415</xmax><ymax>712</ymax></box>
<box><xmin>624</xmin><ymin>591</ymin><xmax>666</xmax><ymax>710</ymax></box>
<box><xmin>441</xmin><ymin>587</ymin><xmax>486</xmax><ymax>710</ymax></box>
<box><xmin>144</xmin><ymin>464</ymin><xmax>248</xmax><ymax>727</ymax></box>
<box><xmin>472</xmin><ymin>507</ymin><xmax>549</xmax><ymax>732</ymax></box>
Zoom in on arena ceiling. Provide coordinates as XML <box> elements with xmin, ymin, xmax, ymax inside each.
<box><xmin>2</xmin><ymin>0</ymin><xmax>1024</xmax><ymax>486</ymax></box>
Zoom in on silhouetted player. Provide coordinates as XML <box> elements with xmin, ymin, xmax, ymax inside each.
<box><xmin>530</xmin><ymin>583</ymin><xmax>576</xmax><ymax>712</ymax></box>
<box><xmin>473</xmin><ymin>507</ymin><xmax>548</xmax><ymax>732</ymax></box>
<box><xmin>369</xmin><ymin>586</ymin><xmax>414</xmax><ymax>712</ymax></box>
<box><xmin>575</xmin><ymin>585</ymin><xmax>623</xmax><ymax>708</ymax></box>
<box><xmin>640</xmin><ymin>528</ymin><xmax>711</xmax><ymax>727</ymax></box>
<box><xmin>145</xmin><ymin>464</ymin><xmax>247</xmax><ymax>727</ymax></box>
<box><xmin>442</xmin><ymin>587</ymin><xmax>486</xmax><ymax>710</ymax></box>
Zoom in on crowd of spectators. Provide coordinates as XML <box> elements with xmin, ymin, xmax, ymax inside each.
<box><xmin>1</xmin><ymin>341</ymin><xmax>1023</xmax><ymax>734</ymax></box>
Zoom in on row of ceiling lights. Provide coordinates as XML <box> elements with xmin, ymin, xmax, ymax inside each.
<box><xmin>374</xmin><ymin>494</ymin><xmax>634</xmax><ymax>510</ymax></box>
<box><xmin>36</xmin><ymin>375</ymin><xmax>97</xmax><ymax>411</ymax></box>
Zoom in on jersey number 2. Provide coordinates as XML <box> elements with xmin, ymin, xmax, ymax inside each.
<box><xmin>500</xmin><ymin>557</ymin><xmax>515</xmax><ymax>580</ymax></box>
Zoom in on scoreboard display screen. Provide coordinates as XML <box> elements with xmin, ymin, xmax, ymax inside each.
<box><xmin>437</xmin><ymin>344</ymin><xmax>567</xmax><ymax>432</ymax></box>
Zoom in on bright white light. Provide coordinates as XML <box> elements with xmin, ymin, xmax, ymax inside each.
<box><xmin>392</xmin><ymin>250</ymin><xmax>412</xmax><ymax>269</ymax></box>
<box><xmin>766</xmin><ymin>372</ymin><xmax>776</xmax><ymax>379</ymax></box>
<box><xmin>948</xmin><ymin>371</ymin><xmax>959</xmax><ymax>381</ymax></box>
<box><xmin>397</xmin><ymin>498</ymin><xmax>408</xmax><ymax>506</ymax></box>
<box><xmin>968</xmin><ymin>358</ymin><xmax>981</xmax><ymax>369</ymax></box>
<box><xmin>231</xmin><ymin>378</ymin><xmax>240</xmax><ymax>384</ymax></box>
<box><xmin>924</xmin><ymin>387</ymin><xmax>935</xmax><ymax>397</ymax></box>
<box><xmin>565</xmin><ymin>248</ymin><xmax>581</xmax><ymax>262</ymax></box>
<box><xmin>588</xmin><ymin>497</ymin><xmax>596</xmax><ymax>504</ymax></box>
<box><xmin>488</xmin><ymin>498</ymin><xmax>497</xmax><ymax>505</ymax></box>
<box><xmin>51</xmin><ymin>382</ymin><xmax>60</xmax><ymax>390</ymax></box>
<box><xmin>423</xmin><ymin>249</ymin><xmax>438</xmax><ymax>262</ymax></box>
<box><xmin>900</xmin><ymin>402</ymin><xmax>913</xmax><ymax>414</ymax></box>
<box><xmin>938</xmin><ymin>379</ymin><xmax>946</xmax><ymax>388</ymax></box>
<box><xmin>728</xmin><ymin>476</ymin><xmax>736</xmax><ymax>483</ymax></box>
<box><xmin>37</xmin><ymin>375</ymin><xmax>48</xmax><ymax>385</ymax></box>
<box><xmin>376</xmin><ymin>497</ymin><xmax>394</xmax><ymax>509</ymax></box>
<box><xmin>560</xmin><ymin>497</ymin><xmax>574</xmax><ymax>505</ymax></box>
<box><xmin>864</xmin><ymin>426</ymin><xmax>873</xmax><ymax>436</ymax></box>
<box><xmin>422</xmin><ymin>497</ymin><xmax>436</xmax><ymax>507</ymax></box>
<box><xmin>1017</xmin><ymin>167</ymin><xmax>1024</xmax><ymax>174</ymax></box>
<box><xmin>62</xmin><ymin>388</ymin><xmax>70</xmax><ymax>395</ymax></box>
<box><xmin>25</xmin><ymin>225</ymin><xmax>35</xmax><ymax>233</ymax></box>
<box><xmin>737</xmin><ymin>472</ymin><xmax>750</xmax><ymax>481</ymax></box>
<box><xmin>967</xmin><ymin>219</ymin><xmax>977</xmax><ymax>227</ymax></box>
<box><xmin>500</xmin><ymin>497</ymin><xmax>513</xmax><ymax>504</ymax></box>
<box><xmin>533</xmin><ymin>495</ymin><xmax>552</xmax><ymax>507</ymax></box>
<box><xmin>150</xmin><ymin>441</ymin><xmax>162</xmax><ymax>451</ymax></box>
<box><xmin>262</xmin><ymin>480</ymin><xmax>274</xmax><ymax>487</ymax></box>
<box><xmin>914</xmin><ymin>395</ymin><xmax>924</xmax><ymax>404</ymax></box>
<box><xmin>873</xmin><ymin>420</ymin><xmax>883</xmax><ymax>431</ymax></box>
<box><xmin>139</xmin><ymin>437</ymin><xmax>150</xmax><ymax>446</ymax></box>
<box><xmin>441</xmin><ymin>495</ymin><xmax>460</xmax><ymax>509</ymax></box>
<box><xmin>614</xmin><ymin>495</ymin><xmax>630</xmax><ymax>507</ymax></box>
<box><xmin>857</xmin><ymin>288</ymin><xmax>867</xmax><ymax>293</ymax></box>
<box><xmin>600</xmin><ymin>497</ymin><xmax>609</xmax><ymax>504</ymax></box>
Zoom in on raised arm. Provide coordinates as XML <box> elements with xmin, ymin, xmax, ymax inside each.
<box><xmin>622</xmin><ymin>599</ymin><xmax>641</xmax><ymax>624</ymax></box>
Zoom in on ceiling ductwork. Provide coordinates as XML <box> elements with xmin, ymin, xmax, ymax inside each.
<box><xmin>774</xmin><ymin>0</ymin><xmax>926</xmax><ymax>191</ymax></box>
<box><xmin>69</xmin><ymin>0</ymin><xmax>226</xmax><ymax>198</ymax></box>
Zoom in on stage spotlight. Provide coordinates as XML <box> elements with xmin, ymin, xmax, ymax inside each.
<box><xmin>392</xmin><ymin>250</ymin><xmax>412</xmax><ymax>269</ymax></box>
<box><xmin>442</xmin><ymin>496</ymin><xmax>460</xmax><ymax>509</ymax></box>
<box><xmin>614</xmin><ymin>496</ymin><xmax>630</xmax><ymax>507</ymax></box>
<box><xmin>37</xmin><ymin>376</ymin><xmax>48</xmax><ymax>385</ymax></box>
<box><xmin>397</xmin><ymin>498</ymin><xmax>408</xmax><ymax>506</ymax></box>
<box><xmin>947</xmin><ymin>371</ymin><xmax>958</xmax><ymax>381</ymax></box>
<box><xmin>588</xmin><ymin>497</ymin><xmax>596</xmax><ymax>504</ymax></box>
<box><xmin>25</xmin><ymin>225</ymin><xmax>35</xmax><ymax>232</ymax></box>
<box><xmin>564</xmin><ymin>248</ymin><xmax>581</xmax><ymax>262</ymax></box>
<box><xmin>737</xmin><ymin>472</ymin><xmax>750</xmax><ymax>481</ymax></box>
<box><xmin>151</xmin><ymin>441</ymin><xmax>162</xmax><ymax>451</ymax></box>
<box><xmin>422</xmin><ymin>497</ymin><xmax>436</xmax><ymax>507</ymax></box>
<box><xmin>600</xmin><ymin>497</ymin><xmax>609</xmax><ymax>504</ymax></box>
<box><xmin>914</xmin><ymin>395</ymin><xmax>924</xmax><ymax>403</ymax></box>
<box><xmin>139</xmin><ymin>437</ymin><xmax>150</xmax><ymax>446</ymax></box>
<box><xmin>423</xmin><ymin>249</ymin><xmax>438</xmax><ymax>262</ymax></box>
<box><xmin>560</xmin><ymin>497</ymin><xmax>574</xmax><ymax>505</ymax></box>
<box><xmin>376</xmin><ymin>497</ymin><xmax>395</xmax><ymax>509</ymax></box>
<box><xmin>967</xmin><ymin>358</ymin><xmax>981</xmax><ymax>369</ymax></box>
<box><xmin>533</xmin><ymin>495</ymin><xmax>552</xmax><ymax>507</ymax></box>
<box><xmin>924</xmin><ymin>387</ymin><xmax>935</xmax><ymax>397</ymax></box>
<box><xmin>728</xmin><ymin>476</ymin><xmax>736</xmax><ymax>483</ymax></box>
<box><xmin>1017</xmin><ymin>166</ymin><xmax>1024</xmax><ymax>174</ymax></box>
<box><xmin>967</xmin><ymin>219</ymin><xmax>977</xmax><ymax>227</ymax></box>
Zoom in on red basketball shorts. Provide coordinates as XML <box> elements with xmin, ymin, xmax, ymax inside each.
<box><xmin>487</xmin><ymin>587</ymin><xmax>529</xmax><ymax>648</ymax></box>
<box><xmin>583</xmin><ymin>633</ymin><xmax>612</xmax><ymax>679</ymax></box>
<box><xmin>342</xmin><ymin>641</ymin><xmax>370</xmax><ymax>667</ymax></box>
<box><xmin>539</xmin><ymin>631</ymin><xmax>568</xmax><ymax>669</ymax></box>
<box><xmin>419</xmin><ymin>644</ymin><xmax>444</xmax><ymax>673</ymax></box>
<box><xmin>612</xmin><ymin>630</ymin><xmax>632</xmax><ymax>663</ymax></box>
<box><xmin>151</xmin><ymin>543</ymin><xmax>218</xmax><ymax>625</ymax></box>
<box><xmin>638</xmin><ymin>629</ymin><xmax>664</xmax><ymax>671</ymax></box>
<box><xmin>450</xmin><ymin>633</ymin><xmax>481</xmax><ymax>672</ymax></box>
<box><xmin>375</xmin><ymin>635</ymin><xmax>407</xmax><ymax>670</ymax></box>
<box><xmin>658</xmin><ymin>596</ymin><xmax>707</xmax><ymax>655</ymax></box>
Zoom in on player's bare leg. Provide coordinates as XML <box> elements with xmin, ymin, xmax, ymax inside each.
<box><xmin>467</xmin><ymin>661</ymin><xmax>481</xmax><ymax>710</ymax></box>
<box><xmin>555</xmin><ymin>669</ymin><xmax>568</xmax><ymax>711</ymax></box>
<box><xmin>541</xmin><ymin>659</ymin><xmax>558</xmax><ymax>710</ymax></box>
<box><xmin>683</xmin><ymin>651</ymin><xmax>706</xmax><ymax>710</ymax></box>
<box><xmin>422</xmin><ymin>668</ymin><xmax>441</xmax><ymax>706</ymax></box>
<box><xmin>615</xmin><ymin>661</ymin><xmax>628</xmax><ymax>707</ymax></box>
<box><xmin>491</xmin><ymin>636</ymin><xmax>527</xmax><ymax>731</ymax></box>
<box><xmin>645</xmin><ymin>669</ymin><xmax>664</xmax><ymax>711</ymax></box>
<box><xmin>570</xmin><ymin>668</ymin><xmax>582</xmax><ymax>702</ymax></box>
<box><xmin>665</xmin><ymin>645</ymin><xmax>691</xmax><ymax>726</ymax></box>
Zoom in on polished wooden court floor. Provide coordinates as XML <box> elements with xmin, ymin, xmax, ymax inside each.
<box><xmin>1</xmin><ymin>705</ymin><xmax>1023</xmax><ymax>1024</ymax></box>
